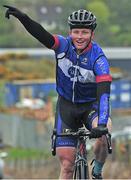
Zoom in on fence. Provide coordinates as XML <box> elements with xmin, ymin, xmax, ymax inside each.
<box><xmin>0</xmin><ymin>113</ymin><xmax>57</xmax><ymax>178</ymax></box>
<box><xmin>0</xmin><ymin>113</ymin><xmax>53</xmax><ymax>150</ymax></box>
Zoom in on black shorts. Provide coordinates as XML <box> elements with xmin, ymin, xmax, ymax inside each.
<box><xmin>54</xmin><ymin>96</ymin><xmax>98</xmax><ymax>147</ymax></box>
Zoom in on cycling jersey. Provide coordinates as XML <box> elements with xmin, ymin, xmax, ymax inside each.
<box><xmin>52</xmin><ymin>35</ymin><xmax>112</xmax><ymax>125</ymax></box>
<box><xmin>52</xmin><ymin>35</ymin><xmax>111</xmax><ymax>102</ymax></box>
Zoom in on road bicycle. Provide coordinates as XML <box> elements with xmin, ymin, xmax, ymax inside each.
<box><xmin>51</xmin><ymin>127</ymin><xmax>112</xmax><ymax>179</ymax></box>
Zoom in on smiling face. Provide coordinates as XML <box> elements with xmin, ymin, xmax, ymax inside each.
<box><xmin>70</xmin><ymin>28</ymin><xmax>93</xmax><ymax>53</ymax></box>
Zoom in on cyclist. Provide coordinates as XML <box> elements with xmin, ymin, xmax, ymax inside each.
<box><xmin>4</xmin><ymin>6</ymin><xmax>112</xmax><ymax>179</ymax></box>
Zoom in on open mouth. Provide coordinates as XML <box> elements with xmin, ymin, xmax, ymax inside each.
<box><xmin>76</xmin><ymin>40</ymin><xmax>84</xmax><ymax>44</ymax></box>
<box><xmin>76</xmin><ymin>39</ymin><xmax>86</xmax><ymax>44</ymax></box>
<box><xmin>76</xmin><ymin>41</ymin><xmax>85</xmax><ymax>45</ymax></box>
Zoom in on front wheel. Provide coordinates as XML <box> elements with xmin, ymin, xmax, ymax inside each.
<box><xmin>73</xmin><ymin>161</ymin><xmax>89</xmax><ymax>179</ymax></box>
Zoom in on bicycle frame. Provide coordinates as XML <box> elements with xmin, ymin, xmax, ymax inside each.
<box><xmin>73</xmin><ymin>135</ymin><xmax>89</xmax><ymax>179</ymax></box>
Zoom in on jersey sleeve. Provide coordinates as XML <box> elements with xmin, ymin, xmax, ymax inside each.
<box><xmin>51</xmin><ymin>35</ymin><xmax>69</xmax><ymax>55</ymax></box>
<box><xmin>51</xmin><ymin>35</ymin><xmax>60</xmax><ymax>50</ymax></box>
<box><xmin>94</xmin><ymin>56</ymin><xmax>111</xmax><ymax>76</ymax></box>
<box><xmin>94</xmin><ymin>56</ymin><xmax>112</xmax><ymax>126</ymax></box>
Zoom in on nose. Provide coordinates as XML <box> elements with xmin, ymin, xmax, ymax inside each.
<box><xmin>77</xmin><ymin>32</ymin><xmax>82</xmax><ymax>38</ymax></box>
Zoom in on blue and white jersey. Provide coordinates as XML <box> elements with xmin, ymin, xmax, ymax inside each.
<box><xmin>52</xmin><ymin>35</ymin><xmax>111</xmax><ymax>104</ymax></box>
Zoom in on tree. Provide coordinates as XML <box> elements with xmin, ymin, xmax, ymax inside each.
<box><xmin>87</xmin><ymin>0</ymin><xmax>110</xmax><ymax>24</ymax></box>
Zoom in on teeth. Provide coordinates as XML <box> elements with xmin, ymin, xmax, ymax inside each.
<box><xmin>77</xmin><ymin>41</ymin><xmax>84</xmax><ymax>43</ymax></box>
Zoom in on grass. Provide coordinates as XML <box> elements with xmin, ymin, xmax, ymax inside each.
<box><xmin>7</xmin><ymin>147</ymin><xmax>50</xmax><ymax>160</ymax></box>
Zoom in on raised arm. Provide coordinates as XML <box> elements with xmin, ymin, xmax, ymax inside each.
<box><xmin>3</xmin><ymin>5</ymin><xmax>55</xmax><ymax>48</ymax></box>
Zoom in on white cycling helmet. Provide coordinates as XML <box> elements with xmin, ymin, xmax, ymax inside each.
<box><xmin>68</xmin><ymin>9</ymin><xmax>97</xmax><ymax>30</ymax></box>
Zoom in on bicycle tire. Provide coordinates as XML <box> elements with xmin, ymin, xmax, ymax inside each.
<box><xmin>73</xmin><ymin>160</ymin><xmax>89</xmax><ymax>179</ymax></box>
<box><xmin>73</xmin><ymin>163</ymin><xmax>81</xmax><ymax>179</ymax></box>
<box><xmin>80</xmin><ymin>161</ymin><xmax>89</xmax><ymax>179</ymax></box>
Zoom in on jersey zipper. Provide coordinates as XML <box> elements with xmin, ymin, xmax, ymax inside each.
<box><xmin>72</xmin><ymin>54</ymin><xmax>79</xmax><ymax>103</ymax></box>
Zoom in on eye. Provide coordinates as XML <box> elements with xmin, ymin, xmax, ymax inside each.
<box><xmin>73</xmin><ymin>30</ymin><xmax>79</xmax><ymax>34</ymax></box>
<box><xmin>83</xmin><ymin>31</ymin><xmax>89</xmax><ymax>34</ymax></box>
<box><xmin>83</xmin><ymin>31</ymin><xmax>90</xmax><ymax>35</ymax></box>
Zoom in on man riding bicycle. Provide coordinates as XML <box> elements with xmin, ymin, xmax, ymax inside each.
<box><xmin>4</xmin><ymin>6</ymin><xmax>112</xmax><ymax>179</ymax></box>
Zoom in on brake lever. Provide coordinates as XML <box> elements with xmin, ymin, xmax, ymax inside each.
<box><xmin>51</xmin><ymin>129</ymin><xmax>57</xmax><ymax>156</ymax></box>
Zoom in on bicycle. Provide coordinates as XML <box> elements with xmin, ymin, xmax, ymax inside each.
<box><xmin>51</xmin><ymin>127</ymin><xmax>112</xmax><ymax>179</ymax></box>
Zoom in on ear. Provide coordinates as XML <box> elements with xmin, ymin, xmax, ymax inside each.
<box><xmin>91</xmin><ymin>31</ymin><xmax>95</xmax><ymax>39</ymax></box>
<box><xmin>69</xmin><ymin>30</ymin><xmax>72</xmax><ymax>35</ymax></box>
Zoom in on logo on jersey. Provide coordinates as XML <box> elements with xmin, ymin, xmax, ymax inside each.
<box><xmin>99</xmin><ymin>94</ymin><xmax>109</xmax><ymax>122</ymax></box>
<box><xmin>58</xmin><ymin>57</ymin><xmax>95</xmax><ymax>83</ymax></box>
<box><xmin>88</xmin><ymin>110</ymin><xmax>96</xmax><ymax>118</ymax></box>
<box><xmin>96</xmin><ymin>58</ymin><xmax>107</xmax><ymax>74</ymax></box>
<box><xmin>81</xmin><ymin>58</ymin><xmax>88</xmax><ymax>65</ymax></box>
<box><xmin>68</xmin><ymin>66</ymin><xmax>81</xmax><ymax>78</ymax></box>
<box><xmin>68</xmin><ymin>66</ymin><xmax>88</xmax><ymax>83</ymax></box>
